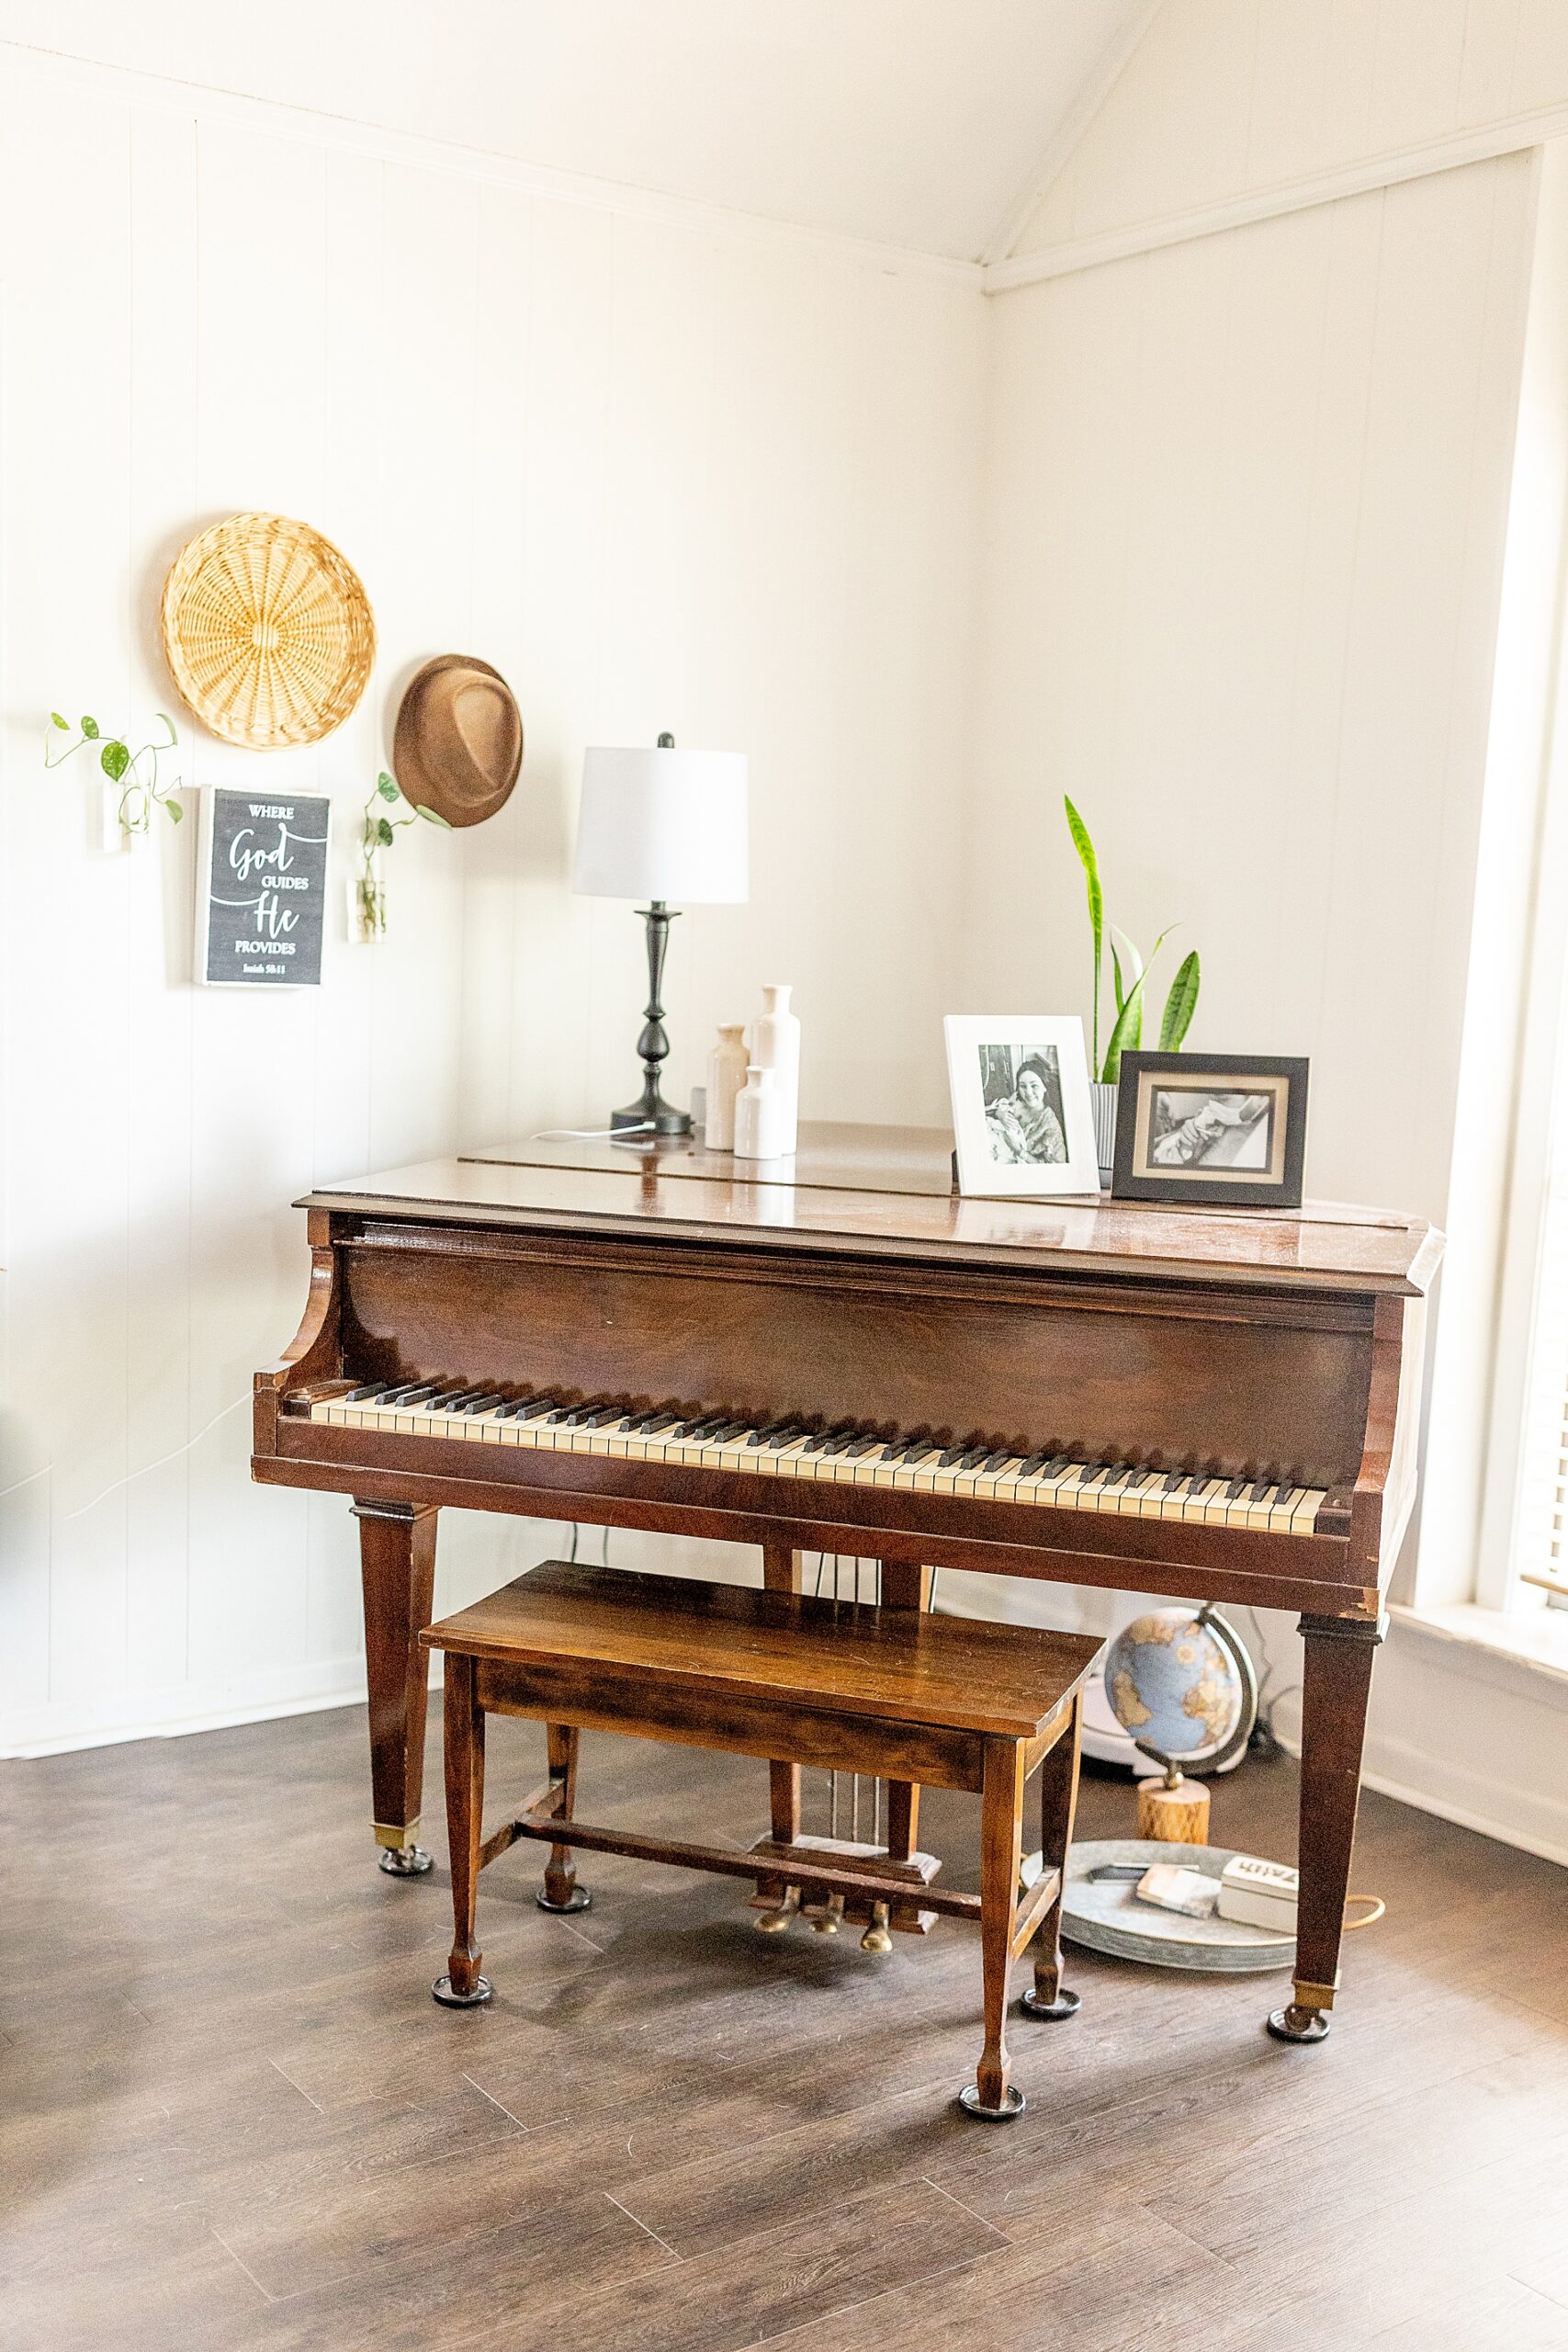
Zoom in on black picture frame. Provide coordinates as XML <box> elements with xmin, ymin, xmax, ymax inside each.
<box><xmin>1111</xmin><ymin>1052</ymin><xmax>1309</xmax><ymax>1209</ymax></box>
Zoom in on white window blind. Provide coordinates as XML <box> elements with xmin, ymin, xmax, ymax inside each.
<box><xmin>1517</xmin><ymin>1157</ymin><xmax>1568</xmax><ymax>1606</ymax></box>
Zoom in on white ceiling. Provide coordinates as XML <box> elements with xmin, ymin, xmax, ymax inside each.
<box><xmin>0</xmin><ymin>0</ymin><xmax>1155</xmax><ymax>261</ymax></box>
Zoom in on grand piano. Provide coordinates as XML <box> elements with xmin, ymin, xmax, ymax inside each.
<box><xmin>253</xmin><ymin>1122</ymin><xmax>1440</xmax><ymax>2044</ymax></box>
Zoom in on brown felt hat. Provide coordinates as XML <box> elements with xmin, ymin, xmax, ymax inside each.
<box><xmin>392</xmin><ymin>654</ymin><xmax>523</xmax><ymax>827</ymax></box>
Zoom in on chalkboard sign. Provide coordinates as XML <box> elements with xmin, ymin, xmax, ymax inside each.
<box><xmin>195</xmin><ymin>787</ymin><xmax>332</xmax><ymax>987</ymax></box>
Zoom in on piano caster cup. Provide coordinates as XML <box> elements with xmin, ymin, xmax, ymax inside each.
<box><xmin>956</xmin><ymin>2082</ymin><xmax>1026</xmax><ymax>2122</ymax></box>
<box><xmin>536</xmin><ymin>1884</ymin><xmax>592</xmax><ymax>1915</ymax></box>
<box><xmin>378</xmin><ymin>1843</ymin><xmax>433</xmax><ymax>1877</ymax></box>
<box><xmin>1021</xmin><ymin>1984</ymin><xmax>1081</xmax><ymax>2022</ymax></box>
<box><xmin>753</xmin><ymin>1885</ymin><xmax>802</xmax><ymax>1935</ymax></box>
<box><xmin>1267</xmin><ymin>2002</ymin><xmax>1331</xmax><ymax>2045</ymax></box>
<box><xmin>433</xmin><ymin>1972</ymin><xmax>492</xmax><ymax>2007</ymax></box>
<box><xmin>860</xmin><ymin>1902</ymin><xmax>893</xmax><ymax>1955</ymax></box>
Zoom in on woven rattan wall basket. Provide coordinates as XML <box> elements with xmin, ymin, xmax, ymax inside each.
<box><xmin>161</xmin><ymin>513</ymin><xmax>376</xmax><ymax>749</ymax></box>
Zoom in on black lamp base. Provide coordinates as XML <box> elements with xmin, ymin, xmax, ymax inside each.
<box><xmin>612</xmin><ymin>899</ymin><xmax>693</xmax><ymax>1140</ymax></box>
<box><xmin>611</xmin><ymin>1092</ymin><xmax>692</xmax><ymax>1137</ymax></box>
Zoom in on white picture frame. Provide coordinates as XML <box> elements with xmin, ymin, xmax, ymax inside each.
<box><xmin>944</xmin><ymin>1015</ymin><xmax>1100</xmax><ymax>1197</ymax></box>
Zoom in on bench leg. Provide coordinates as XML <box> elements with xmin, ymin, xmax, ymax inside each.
<box><xmin>537</xmin><ymin>1724</ymin><xmax>592</xmax><ymax>1915</ymax></box>
<box><xmin>1022</xmin><ymin>1691</ymin><xmax>1083</xmax><ymax>2022</ymax></box>
<box><xmin>959</xmin><ymin>1736</ymin><xmax>1026</xmax><ymax>2121</ymax></box>
<box><xmin>434</xmin><ymin>1655</ymin><xmax>491</xmax><ymax>2007</ymax></box>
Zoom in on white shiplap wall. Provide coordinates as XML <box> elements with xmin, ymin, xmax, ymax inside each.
<box><xmin>0</xmin><ymin>60</ymin><xmax>987</xmax><ymax>1752</ymax></box>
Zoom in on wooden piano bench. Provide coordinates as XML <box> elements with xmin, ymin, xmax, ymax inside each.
<box><xmin>420</xmin><ymin>1561</ymin><xmax>1103</xmax><ymax>2120</ymax></box>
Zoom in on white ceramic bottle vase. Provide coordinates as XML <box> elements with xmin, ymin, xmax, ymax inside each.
<box><xmin>750</xmin><ymin>983</ymin><xmax>800</xmax><ymax>1154</ymax></box>
<box><xmin>705</xmin><ymin>1023</ymin><xmax>749</xmax><ymax>1150</ymax></box>
<box><xmin>733</xmin><ymin>1063</ymin><xmax>784</xmax><ymax>1160</ymax></box>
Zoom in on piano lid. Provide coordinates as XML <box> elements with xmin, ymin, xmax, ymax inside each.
<box><xmin>298</xmin><ymin>1123</ymin><xmax>1442</xmax><ymax>1297</ymax></box>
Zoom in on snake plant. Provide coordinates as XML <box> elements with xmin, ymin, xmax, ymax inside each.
<box><xmin>1064</xmin><ymin>797</ymin><xmax>1201</xmax><ymax>1083</ymax></box>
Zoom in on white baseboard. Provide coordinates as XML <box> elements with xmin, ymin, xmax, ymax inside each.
<box><xmin>1357</xmin><ymin>1736</ymin><xmax>1568</xmax><ymax>1871</ymax></box>
<box><xmin>0</xmin><ymin>1657</ymin><xmax>373</xmax><ymax>1758</ymax></box>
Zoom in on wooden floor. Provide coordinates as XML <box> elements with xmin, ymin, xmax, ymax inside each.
<box><xmin>4</xmin><ymin>1702</ymin><xmax>1568</xmax><ymax>2352</ymax></box>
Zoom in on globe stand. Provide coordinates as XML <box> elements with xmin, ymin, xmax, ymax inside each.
<box><xmin>1134</xmin><ymin>1763</ymin><xmax>1210</xmax><ymax>1845</ymax></box>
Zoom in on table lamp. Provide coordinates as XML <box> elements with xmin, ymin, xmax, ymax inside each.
<box><xmin>573</xmin><ymin>731</ymin><xmax>749</xmax><ymax>1136</ymax></box>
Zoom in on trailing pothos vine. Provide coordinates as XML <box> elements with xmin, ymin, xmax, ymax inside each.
<box><xmin>47</xmin><ymin>710</ymin><xmax>184</xmax><ymax>835</ymax></box>
<box><xmin>356</xmin><ymin>769</ymin><xmax>450</xmax><ymax>939</ymax></box>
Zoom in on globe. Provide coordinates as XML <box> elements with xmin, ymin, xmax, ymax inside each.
<box><xmin>1102</xmin><ymin>1606</ymin><xmax>1253</xmax><ymax>1769</ymax></box>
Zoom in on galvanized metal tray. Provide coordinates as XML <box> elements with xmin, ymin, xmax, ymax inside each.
<box><xmin>1048</xmin><ymin>1838</ymin><xmax>1294</xmax><ymax>1973</ymax></box>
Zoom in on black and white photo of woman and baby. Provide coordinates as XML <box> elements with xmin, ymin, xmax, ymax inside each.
<box><xmin>979</xmin><ymin>1044</ymin><xmax>1068</xmax><ymax>1165</ymax></box>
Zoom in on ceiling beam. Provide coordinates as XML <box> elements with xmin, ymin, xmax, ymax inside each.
<box><xmin>979</xmin><ymin>0</ymin><xmax>1166</xmax><ymax>268</ymax></box>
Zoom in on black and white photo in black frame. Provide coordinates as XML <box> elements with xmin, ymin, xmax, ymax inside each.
<box><xmin>944</xmin><ymin>1015</ymin><xmax>1100</xmax><ymax>1197</ymax></box>
<box><xmin>1111</xmin><ymin>1051</ymin><xmax>1309</xmax><ymax>1208</ymax></box>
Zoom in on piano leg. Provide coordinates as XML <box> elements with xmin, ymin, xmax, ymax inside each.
<box><xmin>753</xmin><ymin>1540</ymin><xmax>805</xmax><ymax>1934</ymax></box>
<box><xmin>433</xmin><ymin>1655</ymin><xmax>491</xmax><ymax>2007</ymax></box>
<box><xmin>761</xmin><ymin>1539</ymin><xmax>802</xmax><ymax>1845</ymax></box>
<box><xmin>353</xmin><ymin>1499</ymin><xmax>438</xmax><ymax>1875</ymax></box>
<box><xmin>1021</xmin><ymin>1690</ymin><xmax>1082</xmax><ymax>2022</ymax></box>
<box><xmin>880</xmin><ymin>1562</ymin><xmax>934</xmax><ymax>1932</ymax></box>
<box><xmin>1268</xmin><ymin>1611</ymin><xmax>1384</xmax><ymax>2044</ymax></box>
<box><xmin>536</xmin><ymin>1724</ymin><xmax>592</xmax><ymax>1913</ymax></box>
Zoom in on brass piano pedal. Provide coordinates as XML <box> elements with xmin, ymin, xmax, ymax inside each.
<box><xmin>812</xmin><ymin>1893</ymin><xmax>846</xmax><ymax>1936</ymax></box>
<box><xmin>860</xmin><ymin>1900</ymin><xmax>893</xmax><ymax>1955</ymax></box>
<box><xmin>753</xmin><ymin>1884</ymin><xmax>802</xmax><ymax>1935</ymax></box>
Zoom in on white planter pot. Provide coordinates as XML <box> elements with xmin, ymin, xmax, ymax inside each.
<box><xmin>1090</xmin><ymin>1080</ymin><xmax>1118</xmax><ymax>1190</ymax></box>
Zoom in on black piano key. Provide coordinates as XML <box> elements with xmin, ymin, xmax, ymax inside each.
<box><xmin>815</xmin><ymin>1427</ymin><xmax>861</xmax><ymax>1457</ymax></box>
<box><xmin>1224</xmin><ymin>1477</ymin><xmax>1250</xmax><ymax>1499</ymax></box>
<box><xmin>1041</xmin><ymin>1454</ymin><xmax>1074</xmax><ymax>1476</ymax></box>
<box><xmin>344</xmin><ymin>1382</ymin><xmax>391</xmax><ymax>1403</ymax></box>
<box><xmin>956</xmin><ymin>1447</ymin><xmax>991</xmax><ymax>1471</ymax></box>
<box><xmin>842</xmin><ymin>1438</ymin><xmax>881</xmax><ymax>1460</ymax></box>
<box><xmin>580</xmin><ymin>1405</ymin><xmax>626</xmax><ymax>1429</ymax></box>
<box><xmin>455</xmin><ymin>1394</ymin><xmax>504</xmax><ymax>1417</ymax></box>
<box><xmin>1013</xmin><ymin>1454</ymin><xmax>1051</xmax><ymax>1478</ymax></box>
<box><xmin>757</xmin><ymin>1423</ymin><xmax>808</xmax><ymax>1450</ymax></box>
<box><xmin>388</xmin><ymin>1383</ymin><xmax>444</xmax><ymax>1407</ymax></box>
<box><xmin>1077</xmin><ymin>1466</ymin><xmax>1111</xmax><ymax>1493</ymax></box>
<box><xmin>1100</xmin><ymin>1466</ymin><xmax>1134</xmax><ymax>1493</ymax></box>
<box><xmin>978</xmin><ymin>1452</ymin><xmax>1016</xmax><ymax>1473</ymax></box>
<box><xmin>504</xmin><ymin>1394</ymin><xmax>560</xmax><ymax>1419</ymax></box>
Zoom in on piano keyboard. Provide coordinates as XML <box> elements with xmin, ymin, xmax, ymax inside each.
<box><xmin>305</xmin><ymin>1382</ymin><xmax>1332</xmax><ymax>1535</ymax></box>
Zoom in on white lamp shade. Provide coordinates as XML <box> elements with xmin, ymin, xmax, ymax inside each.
<box><xmin>573</xmin><ymin>744</ymin><xmax>748</xmax><ymax>903</ymax></box>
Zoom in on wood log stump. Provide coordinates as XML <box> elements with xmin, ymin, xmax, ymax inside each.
<box><xmin>1136</xmin><ymin>1772</ymin><xmax>1210</xmax><ymax>1844</ymax></box>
